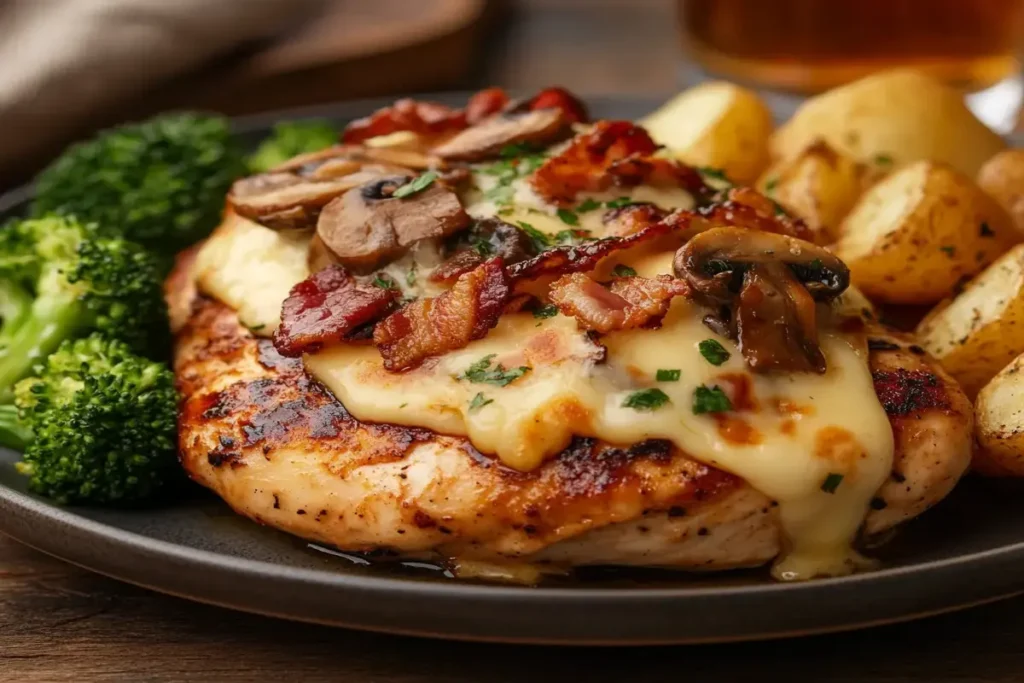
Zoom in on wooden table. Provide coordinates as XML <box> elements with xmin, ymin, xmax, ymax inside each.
<box><xmin>5</xmin><ymin>1</ymin><xmax>1024</xmax><ymax>680</ymax></box>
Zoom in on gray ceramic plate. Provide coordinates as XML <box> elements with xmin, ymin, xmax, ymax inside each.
<box><xmin>2</xmin><ymin>94</ymin><xmax>1024</xmax><ymax>646</ymax></box>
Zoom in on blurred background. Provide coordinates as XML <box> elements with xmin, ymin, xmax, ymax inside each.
<box><xmin>2</xmin><ymin>0</ymin><xmax>1023</xmax><ymax>185</ymax></box>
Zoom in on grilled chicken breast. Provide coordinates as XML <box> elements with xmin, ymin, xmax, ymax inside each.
<box><xmin>172</xmin><ymin>281</ymin><xmax>972</xmax><ymax>576</ymax></box>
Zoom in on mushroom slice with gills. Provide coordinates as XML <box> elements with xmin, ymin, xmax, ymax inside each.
<box><xmin>228</xmin><ymin>172</ymin><xmax>374</xmax><ymax>232</ymax></box>
<box><xmin>432</xmin><ymin>107</ymin><xmax>570</xmax><ymax>162</ymax></box>
<box><xmin>673</xmin><ymin>227</ymin><xmax>850</xmax><ymax>374</ymax></box>
<box><xmin>315</xmin><ymin>174</ymin><xmax>471</xmax><ymax>273</ymax></box>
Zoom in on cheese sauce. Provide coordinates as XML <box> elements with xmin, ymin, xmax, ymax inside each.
<box><xmin>194</xmin><ymin>157</ymin><xmax>895</xmax><ymax>580</ymax></box>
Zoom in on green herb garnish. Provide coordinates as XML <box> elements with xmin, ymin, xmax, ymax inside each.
<box><xmin>939</xmin><ymin>245</ymin><xmax>956</xmax><ymax>257</ymax></box>
<box><xmin>556</xmin><ymin>208</ymin><xmax>579</xmax><ymax>226</ymax></box>
<box><xmin>458</xmin><ymin>354</ymin><xmax>531</xmax><ymax>387</ymax></box>
<box><xmin>533</xmin><ymin>303</ymin><xmax>559</xmax><ymax>319</ymax></box>
<box><xmin>763</xmin><ymin>176</ymin><xmax>779</xmax><ymax>194</ymax></box>
<box><xmin>821</xmin><ymin>473</ymin><xmax>844</xmax><ymax>493</ymax></box>
<box><xmin>517</xmin><ymin>221</ymin><xmax>552</xmax><ymax>251</ymax></box>
<box><xmin>405</xmin><ymin>263</ymin><xmax>418</xmax><ymax>287</ymax></box>
<box><xmin>500</xmin><ymin>142</ymin><xmax>538</xmax><ymax>158</ymax></box>
<box><xmin>372</xmin><ymin>274</ymin><xmax>397</xmax><ymax>289</ymax></box>
<box><xmin>622</xmin><ymin>388</ymin><xmax>671</xmax><ymax>411</ymax></box>
<box><xmin>577</xmin><ymin>198</ymin><xmax>601</xmax><ymax>212</ymax></box>
<box><xmin>874</xmin><ymin>153</ymin><xmax>893</xmax><ymax>167</ymax></box>
<box><xmin>612</xmin><ymin>264</ymin><xmax>637</xmax><ymax>277</ymax></box>
<box><xmin>698</xmin><ymin>339</ymin><xmax>730</xmax><ymax>366</ymax></box>
<box><xmin>697</xmin><ymin>166</ymin><xmax>730</xmax><ymax>183</ymax></box>
<box><xmin>605</xmin><ymin>197</ymin><xmax>637</xmax><ymax>210</ymax></box>
<box><xmin>655</xmin><ymin>369</ymin><xmax>681</xmax><ymax>382</ymax></box>
<box><xmin>692</xmin><ymin>385</ymin><xmax>732</xmax><ymax>414</ymax></box>
<box><xmin>393</xmin><ymin>171</ymin><xmax>438</xmax><ymax>199</ymax></box>
<box><xmin>554</xmin><ymin>228</ymin><xmax>593</xmax><ymax>245</ymax></box>
<box><xmin>468</xmin><ymin>392</ymin><xmax>494</xmax><ymax>412</ymax></box>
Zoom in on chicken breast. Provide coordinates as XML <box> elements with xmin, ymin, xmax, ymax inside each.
<box><xmin>172</xmin><ymin>283</ymin><xmax>972</xmax><ymax>576</ymax></box>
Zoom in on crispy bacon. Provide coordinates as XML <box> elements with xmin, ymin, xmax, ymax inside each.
<box><xmin>274</xmin><ymin>266</ymin><xmax>399</xmax><ymax>357</ymax></box>
<box><xmin>341</xmin><ymin>99</ymin><xmax>467</xmax><ymax>144</ymax></box>
<box><xmin>528</xmin><ymin>87</ymin><xmax>589</xmax><ymax>124</ymax></box>
<box><xmin>549</xmin><ymin>273</ymin><xmax>690</xmax><ymax>333</ymax></box>
<box><xmin>374</xmin><ymin>258</ymin><xmax>511</xmax><ymax>371</ymax></box>
<box><xmin>700</xmin><ymin>186</ymin><xmax>816</xmax><ymax>243</ymax></box>
<box><xmin>465</xmin><ymin>87</ymin><xmax>510</xmax><ymax>124</ymax></box>
<box><xmin>602</xmin><ymin>203</ymin><xmax>669</xmax><ymax>237</ymax></box>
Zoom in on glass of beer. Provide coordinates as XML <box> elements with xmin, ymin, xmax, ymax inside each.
<box><xmin>678</xmin><ymin>0</ymin><xmax>1024</xmax><ymax>94</ymax></box>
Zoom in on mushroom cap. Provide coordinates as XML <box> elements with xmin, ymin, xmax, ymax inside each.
<box><xmin>315</xmin><ymin>175</ymin><xmax>471</xmax><ymax>273</ymax></box>
<box><xmin>432</xmin><ymin>108</ymin><xmax>570</xmax><ymax>162</ymax></box>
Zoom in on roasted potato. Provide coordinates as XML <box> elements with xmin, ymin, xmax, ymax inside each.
<box><xmin>977</xmin><ymin>149</ymin><xmax>1024</xmax><ymax>237</ymax></box>
<box><xmin>975</xmin><ymin>352</ymin><xmax>1024</xmax><ymax>476</ymax></box>
<box><xmin>772</xmin><ymin>70</ymin><xmax>1005</xmax><ymax>177</ymax></box>
<box><xmin>917</xmin><ymin>244</ymin><xmax>1024</xmax><ymax>398</ymax></box>
<box><xmin>833</xmin><ymin>161</ymin><xmax>1018</xmax><ymax>305</ymax></box>
<box><xmin>756</xmin><ymin>140</ymin><xmax>865</xmax><ymax>243</ymax></box>
<box><xmin>641</xmin><ymin>81</ymin><xmax>772</xmax><ymax>184</ymax></box>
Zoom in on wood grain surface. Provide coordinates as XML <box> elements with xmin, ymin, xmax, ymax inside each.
<box><xmin>4</xmin><ymin>1</ymin><xmax>1024</xmax><ymax>681</ymax></box>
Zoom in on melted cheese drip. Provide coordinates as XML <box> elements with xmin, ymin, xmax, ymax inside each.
<box><xmin>198</xmin><ymin>159</ymin><xmax>895</xmax><ymax>580</ymax></box>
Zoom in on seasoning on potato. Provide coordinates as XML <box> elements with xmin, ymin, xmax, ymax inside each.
<box><xmin>834</xmin><ymin>161</ymin><xmax>1018</xmax><ymax>305</ymax></box>
<box><xmin>975</xmin><ymin>352</ymin><xmax>1024</xmax><ymax>476</ymax></box>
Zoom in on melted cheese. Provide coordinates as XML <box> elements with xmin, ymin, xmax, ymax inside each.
<box><xmin>193</xmin><ymin>213</ymin><xmax>310</xmax><ymax>335</ymax></box>
<box><xmin>199</xmin><ymin>160</ymin><xmax>896</xmax><ymax>580</ymax></box>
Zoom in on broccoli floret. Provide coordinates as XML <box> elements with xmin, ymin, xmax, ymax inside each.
<box><xmin>248</xmin><ymin>119</ymin><xmax>338</xmax><ymax>173</ymax></box>
<box><xmin>0</xmin><ymin>216</ymin><xmax>168</xmax><ymax>393</ymax></box>
<box><xmin>32</xmin><ymin>112</ymin><xmax>246</xmax><ymax>256</ymax></box>
<box><xmin>13</xmin><ymin>335</ymin><xmax>178</xmax><ymax>504</ymax></box>
<box><xmin>0</xmin><ymin>403</ymin><xmax>31</xmax><ymax>450</ymax></box>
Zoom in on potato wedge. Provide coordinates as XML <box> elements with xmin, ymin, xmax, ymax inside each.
<box><xmin>977</xmin><ymin>149</ymin><xmax>1024</xmax><ymax>237</ymax></box>
<box><xmin>975</xmin><ymin>352</ymin><xmax>1024</xmax><ymax>476</ymax></box>
<box><xmin>772</xmin><ymin>70</ymin><xmax>1005</xmax><ymax>176</ymax></box>
<box><xmin>917</xmin><ymin>244</ymin><xmax>1024</xmax><ymax>398</ymax></box>
<box><xmin>834</xmin><ymin>161</ymin><xmax>1018</xmax><ymax>304</ymax></box>
<box><xmin>756</xmin><ymin>140</ymin><xmax>865</xmax><ymax>243</ymax></box>
<box><xmin>642</xmin><ymin>81</ymin><xmax>772</xmax><ymax>184</ymax></box>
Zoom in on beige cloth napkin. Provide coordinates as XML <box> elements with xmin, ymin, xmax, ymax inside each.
<box><xmin>0</xmin><ymin>0</ymin><xmax>326</xmax><ymax>176</ymax></box>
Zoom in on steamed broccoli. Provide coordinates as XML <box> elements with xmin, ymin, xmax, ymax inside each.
<box><xmin>0</xmin><ymin>215</ymin><xmax>168</xmax><ymax>394</ymax></box>
<box><xmin>0</xmin><ymin>403</ymin><xmax>31</xmax><ymax>450</ymax></box>
<box><xmin>13</xmin><ymin>335</ymin><xmax>178</xmax><ymax>504</ymax></box>
<box><xmin>32</xmin><ymin>112</ymin><xmax>246</xmax><ymax>256</ymax></box>
<box><xmin>248</xmin><ymin>119</ymin><xmax>338</xmax><ymax>173</ymax></box>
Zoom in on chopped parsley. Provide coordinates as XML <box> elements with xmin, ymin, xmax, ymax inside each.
<box><xmin>821</xmin><ymin>473</ymin><xmax>844</xmax><ymax>493</ymax></box>
<box><xmin>478</xmin><ymin>152</ymin><xmax>545</xmax><ymax>207</ymax></box>
<box><xmin>577</xmin><ymin>198</ymin><xmax>601</xmax><ymax>212</ymax></box>
<box><xmin>605</xmin><ymin>196</ymin><xmax>637</xmax><ymax>210</ymax></box>
<box><xmin>372</xmin><ymin>274</ymin><xmax>398</xmax><ymax>289</ymax></box>
<box><xmin>556</xmin><ymin>208</ymin><xmax>579</xmax><ymax>226</ymax></box>
<box><xmin>458</xmin><ymin>354</ymin><xmax>531</xmax><ymax>387</ymax></box>
<box><xmin>612</xmin><ymin>264</ymin><xmax>637</xmax><ymax>277</ymax></box>
<box><xmin>698</xmin><ymin>339</ymin><xmax>730</xmax><ymax>366</ymax></box>
<box><xmin>532</xmin><ymin>303</ymin><xmax>559</xmax><ymax>319</ymax></box>
<box><xmin>554</xmin><ymin>228</ymin><xmax>593</xmax><ymax>245</ymax></box>
<box><xmin>980</xmin><ymin>222</ymin><xmax>995</xmax><ymax>237</ymax></box>
<box><xmin>500</xmin><ymin>142</ymin><xmax>538</xmax><ymax>158</ymax></box>
<box><xmin>697</xmin><ymin>166</ymin><xmax>731</xmax><ymax>184</ymax></box>
<box><xmin>469</xmin><ymin>233</ymin><xmax>495</xmax><ymax>257</ymax></box>
<box><xmin>692</xmin><ymin>385</ymin><xmax>732</xmax><ymax>414</ymax></box>
<box><xmin>517</xmin><ymin>221</ymin><xmax>552</xmax><ymax>251</ymax></box>
<box><xmin>763</xmin><ymin>176</ymin><xmax>779</xmax><ymax>194</ymax></box>
<box><xmin>939</xmin><ymin>245</ymin><xmax>956</xmax><ymax>257</ymax></box>
<box><xmin>248</xmin><ymin>323</ymin><xmax>266</xmax><ymax>332</ymax></box>
<box><xmin>399</xmin><ymin>402</ymin><xmax>408</xmax><ymax>409</ymax></box>
<box><xmin>406</xmin><ymin>263</ymin><xmax>418</xmax><ymax>287</ymax></box>
<box><xmin>393</xmin><ymin>171</ymin><xmax>437</xmax><ymax>198</ymax></box>
<box><xmin>622</xmin><ymin>388</ymin><xmax>671</xmax><ymax>411</ymax></box>
<box><xmin>873</xmin><ymin>153</ymin><xmax>893</xmax><ymax>167</ymax></box>
<box><xmin>468</xmin><ymin>392</ymin><xmax>494</xmax><ymax>412</ymax></box>
<box><xmin>655</xmin><ymin>368</ymin><xmax>681</xmax><ymax>382</ymax></box>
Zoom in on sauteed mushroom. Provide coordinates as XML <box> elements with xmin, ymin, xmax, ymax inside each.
<box><xmin>673</xmin><ymin>227</ymin><xmax>849</xmax><ymax>373</ymax></box>
<box><xmin>432</xmin><ymin>108</ymin><xmax>569</xmax><ymax>162</ymax></box>
<box><xmin>314</xmin><ymin>175</ymin><xmax>471</xmax><ymax>273</ymax></box>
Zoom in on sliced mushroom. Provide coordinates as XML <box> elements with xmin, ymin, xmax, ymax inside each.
<box><xmin>431</xmin><ymin>218</ymin><xmax>540</xmax><ymax>283</ymax></box>
<box><xmin>315</xmin><ymin>175</ymin><xmax>471</xmax><ymax>273</ymax></box>
<box><xmin>432</xmin><ymin>108</ymin><xmax>569</xmax><ymax>162</ymax></box>
<box><xmin>673</xmin><ymin>227</ymin><xmax>850</xmax><ymax>374</ymax></box>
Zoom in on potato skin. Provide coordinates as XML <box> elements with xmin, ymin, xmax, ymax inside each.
<box><xmin>977</xmin><ymin>149</ymin><xmax>1024</xmax><ymax>238</ymax></box>
<box><xmin>756</xmin><ymin>140</ymin><xmax>865</xmax><ymax>243</ymax></box>
<box><xmin>917</xmin><ymin>244</ymin><xmax>1024</xmax><ymax>398</ymax></box>
<box><xmin>975</xmin><ymin>353</ymin><xmax>1024</xmax><ymax>476</ymax></box>
<box><xmin>772</xmin><ymin>70</ymin><xmax>1005</xmax><ymax>176</ymax></box>
<box><xmin>834</xmin><ymin>161</ymin><xmax>1018</xmax><ymax>305</ymax></box>
<box><xmin>641</xmin><ymin>81</ymin><xmax>772</xmax><ymax>184</ymax></box>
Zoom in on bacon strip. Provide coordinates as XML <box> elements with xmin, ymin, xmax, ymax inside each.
<box><xmin>549</xmin><ymin>273</ymin><xmax>690</xmax><ymax>333</ymax></box>
<box><xmin>374</xmin><ymin>258</ymin><xmax>511</xmax><ymax>371</ymax></box>
<box><xmin>274</xmin><ymin>266</ymin><xmax>399</xmax><ymax>357</ymax></box>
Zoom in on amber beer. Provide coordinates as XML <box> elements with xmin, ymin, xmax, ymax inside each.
<box><xmin>679</xmin><ymin>0</ymin><xmax>1024</xmax><ymax>93</ymax></box>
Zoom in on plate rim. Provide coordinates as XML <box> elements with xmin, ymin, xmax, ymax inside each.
<box><xmin>3</xmin><ymin>92</ymin><xmax>1024</xmax><ymax>644</ymax></box>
